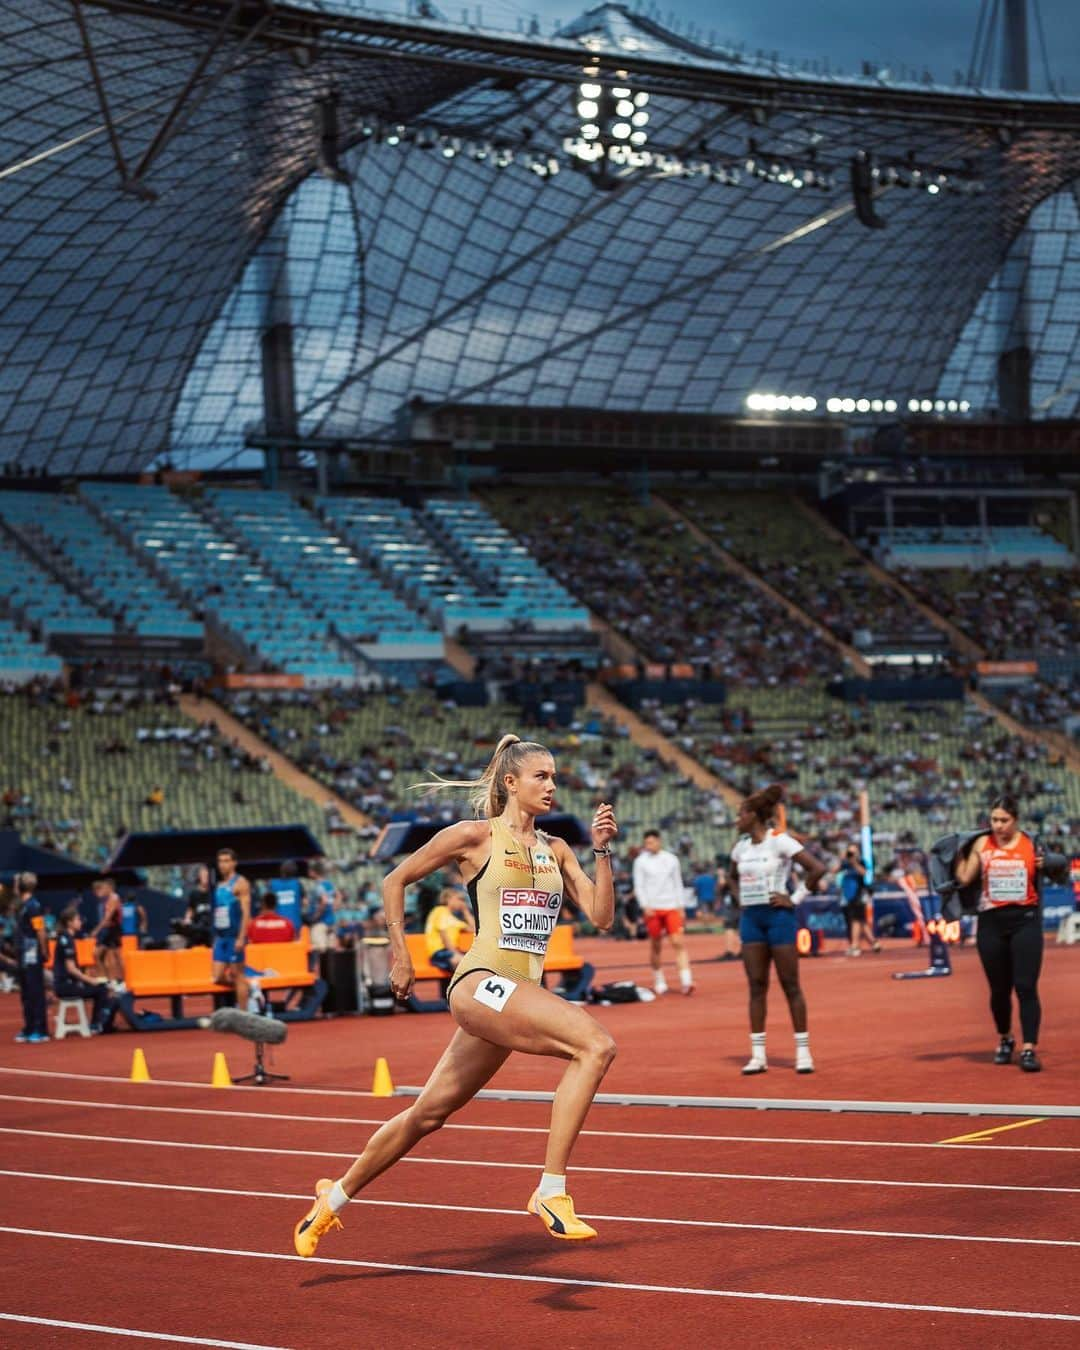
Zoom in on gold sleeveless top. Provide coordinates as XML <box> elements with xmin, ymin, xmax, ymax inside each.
<box><xmin>448</xmin><ymin>816</ymin><xmax>564</xmax><ymax>995</ymax></box>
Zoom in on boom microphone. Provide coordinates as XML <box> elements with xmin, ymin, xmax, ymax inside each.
<box><xmin>202</xmin><ymin>1007</ymin><xmax>287</xmax><ymax>1045</ymax></box>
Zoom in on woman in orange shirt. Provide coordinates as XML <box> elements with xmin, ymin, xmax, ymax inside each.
<box><xmin>954</xmin><ymin>794</ymin><xmax>1045</xmax><ymax>1072</ymax></box>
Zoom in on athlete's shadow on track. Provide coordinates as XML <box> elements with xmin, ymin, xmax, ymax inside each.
<box><xmin>301</xmin><ymin>1235</ymin><xmax>629</xmax><ymax>1307</ymax></box>
<box><xmin>913</xmin><ymin>1050</ymin><xmax>1002</xmax><ymax>1064</ymax></box>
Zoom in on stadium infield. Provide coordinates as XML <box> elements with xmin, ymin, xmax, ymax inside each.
<box><xmin>1</xmin><ymin>933</ymin><xmax>1078</xmax><ymax>1348</ymax></box>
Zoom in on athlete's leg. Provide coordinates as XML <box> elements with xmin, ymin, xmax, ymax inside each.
<box><xmin>771</xmin><ymin>944</ymin><xmax>808</xmax><ymax>1033</ymax></box>
<box><xmin>669</xmin><ymin>928</ymin><xmax>693</xmax><ymax>990</ymax></box>
<box><xmin>451</xmin><ymin>971</ymin><xmax>616</xmax><ymax>1175</ymax></box>
<box><xmin>741</xmin><ymin>942</ymin><xmax>770</xmax><ymax>1032</ymax></box>
<box><xmin>976</xmin><ymin>913</ymin><xmax>1013</xmax><ymax>1037</ymax></box>
<box><xmin>337</xmin><ymin>1028</ymin><xmax>510</xmax><ymax>1198</ymax></box>
<box><xmin>1009</xmin><ymin>916</ymin><xmax>1043</xmax><ymax>1048</ymax></box>
<box><xmin>647</xmin><ymin>917</ymin><xmax>666</xmax><ymax>992</ymax></box>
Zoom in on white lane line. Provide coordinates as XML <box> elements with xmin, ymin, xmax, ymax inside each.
<box><xmin>4</xmin><ymin>1064</ymin><xmax>1077</xmax><ymax>1124</ymax></box>
<box><xmin>2</xmin><ymin>1227</ymin><xmax>1078</xmax><ymax>1323</ymax></box>
<box><xmin>0</xmin><ymin>1313</ymin><xmax>287</xmax><ymax>1349</ymax></box>
<box><xmin>3</xmin><ymin>1090</ymin><xmax>1078</xmax><ymax>1153</ymax></box>
<box><xmin>4</xmin><ymin>1168</ymin><xmax>1078</xmax><ymax>1250</ymax></box>
<box><xmin>2</xmin><ymin>1126</ymin><xmax>1077</xmax><ymax>1194</ymax></box>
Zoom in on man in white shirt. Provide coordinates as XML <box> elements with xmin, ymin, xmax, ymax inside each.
<box><xmin>632</xmin><ymin>830</ymin><xmax>693</xmax><ymax>995</ymax></box>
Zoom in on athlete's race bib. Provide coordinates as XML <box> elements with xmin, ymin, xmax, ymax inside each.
<box><xmin>498</xmin><ymin>888</ymin><xmax>561</xmax><ymax>956</ymax></box>
<box><xmin>986</xmin><ymin>858</ymin><xmax>1029</xmax><ymax>905</ymax></box>
<box><xmin>473</xmin><ymin>974</ymin><xmax>517</xmax><ymax>1012</ymax></box>
<box><xmin>739</xmin><ymin>868</ymin><xmax>770</xmax><ymax>906</ymax></box>
<box><xmin>213</xmin><ymin>904</ymin><xmax>232</xmax><ymax>931</ymax></box>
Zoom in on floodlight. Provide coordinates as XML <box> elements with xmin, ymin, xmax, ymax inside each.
<box><xmin>871</xmin><ymin>399</ymin><xmax>883</xmax><ymax>412</ymax></box>
<box><xmin>920</xmin><ymin>399</ymin><xmax>933</xmax><ymax>412</ymax></box>
<box><xmin>804</xmin><ymin>397</ymin><xmax>818</xmax><ymax>411</ymax></box>
<box><xmin>577</xmin><ymin>100</ymin><xmax>599</xmax><ymax>119</ymax></box>
<box><xmin>885</xmin><ymin>399</ymin><xmax>897</xmax><ymax>413</ymax></box>
<box><xmin>630</xmin><ymin>132</ymin><xmax>648</xmax><ymax>146</ymax></box>
<box><xmin>856</xmin><ymin>398</ymin><xmax>870</xmax><ymax>413</ymax></box>
<box><xmin>612</xmin><ymin>123</ymin><xmax>631</xmax><ymax>139</ymax></box>
<box><xmin>632</xmin><ymin>111</ymin><xmax>649</xmax><ymax>126</ymax></box>
<box><xmin>827</xmin><ymin>398</ymin><xmax>843</xmax><ymax>413</ymax></box>
<box><xmin>616</xmin><ymin>100</ymin><xmax>634</xmax><ymax>117</ymax></box>
<box><xmin>580</xmin><ymin>82</ymin><xmax>602</xmax><ymax>98</ymax></box>
<box><xmin>841</xmin><ymin>398</ymin><xmax>856</xmax><ymax>413</ymax></box>
<box><xmin>634</xmin><ymin>92</ymin><xmax>649</xmax><ymax>106</ymax></box>
<box><xmin>612</xmin><ymin>86</ymin><xmax>631</xmax><ymax>98</ymax></box>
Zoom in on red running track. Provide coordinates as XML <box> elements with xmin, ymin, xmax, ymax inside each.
<box><xmin>1</xmin><ymin>935</ymin><xmax>1078</xmax><ymax>1347</ymax></box>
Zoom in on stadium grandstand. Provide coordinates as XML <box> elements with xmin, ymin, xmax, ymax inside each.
<box><xmin>0</xmin><ymin>0</ymin><xmax>1078</xmax><ymax>1342</ymax></box>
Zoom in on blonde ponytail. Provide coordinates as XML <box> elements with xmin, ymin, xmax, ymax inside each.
<box><xmin>411</xmin><ymin>733</ymin><xmax>551</xmax><ymax>818</ymax></box>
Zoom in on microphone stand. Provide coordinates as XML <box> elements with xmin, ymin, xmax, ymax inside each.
<box><xmin>233</xmin><ymin>1037</ymin><xmax>290</xmax><ymax>1087</ymax></box>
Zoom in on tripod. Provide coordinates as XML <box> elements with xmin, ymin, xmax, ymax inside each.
<box><xmin>232</xmin><ymin>1040</ymin><xmax>289</xmax><ymax>1087</ymax></box>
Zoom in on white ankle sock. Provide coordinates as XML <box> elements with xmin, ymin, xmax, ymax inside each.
<box><xmin>537</xmin><ymin>1172</ymin><xmax>566</xmax><ymax>1199</ymax></box>
<box><xmin>653</xmin><ymin>973</ymin><xmax>668</xmax><ymax>992</ymax></box>
<box><xmin>679</xmin><ymin>966</ymin><xmax>693</xmax><ymax>989</ymax></box>
<box><xmin>327</xmin><ymin>1180</ymin><xmax>350</xmax><ymax>1213</ymax></box>
<box><xmin>794</xmin><ymin>1032</ymin><xmax>810</xmax><ymax>1051</ymax></box>
<box><xmin>750</xmin><ymin>1032</ymin><xmax>766</xmax><ymax>1059</ymax></box>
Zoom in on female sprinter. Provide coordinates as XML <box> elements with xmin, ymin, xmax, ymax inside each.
<box><xmin>954</xmin><ymin>794</ymin><xmax>1045</xmax><ymax>1072</ymax></box>
<box><xmin>729</xmin><ymin>784</ymin><xmax>825</xmax><ymax>1075</ymax></box>
<box><xmin>293</xmin><ymin>735</ymin><xmax>618</xmax><ymax>1253</ymax></box>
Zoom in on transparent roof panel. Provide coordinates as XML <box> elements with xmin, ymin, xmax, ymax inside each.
<box><xmin>0</xmin><ymin>1</ymin><xmax>1078</xmax><ymax>471</ymax></box>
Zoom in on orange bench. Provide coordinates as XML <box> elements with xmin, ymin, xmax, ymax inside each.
<box><xmin>48</xmin><ymin>937</ymin><xmax>99</xmax><ymax>969</ymax></box>
<box><xmin>405</xmin><ymin>924</ymin><xmax>584</xmax><ymax>992</ymax></box>
<box><xmin>122</xmin><ymin>940</ymin><xmax>316</xmax><ymax>1013</ymax></box>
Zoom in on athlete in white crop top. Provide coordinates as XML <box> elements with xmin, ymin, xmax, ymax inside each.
<box><xmin>730</xmin><ymin>785</ymin><xmax>825</xmax><ymax>1076</ymax></box>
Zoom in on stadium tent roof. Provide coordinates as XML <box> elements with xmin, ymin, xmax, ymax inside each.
<box><xmin>1</xmin><ymin>1</ymin><xmax>1079</xmax><ymax>472</ymax></box>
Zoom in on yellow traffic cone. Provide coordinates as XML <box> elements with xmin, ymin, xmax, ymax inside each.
<box><xmin>210</xmin><ymin>1051</ymin><xmax>232</xmax><ymax>1088</ymax></box>
<box><xmin>129</xmin><ymin>1047</ymin><xmax>151</xmax><ymax>1083</ymax></box>
<box><xmin>371</xmin><ymin>1056</ymin><xmax>394</xmax><ymax>1097</ymax></box>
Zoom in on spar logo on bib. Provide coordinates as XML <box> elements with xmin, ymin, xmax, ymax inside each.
<box><xmin>498</xmin><ymin>888</ymin><xmax>561</xmax><ymax>955</ymax></box>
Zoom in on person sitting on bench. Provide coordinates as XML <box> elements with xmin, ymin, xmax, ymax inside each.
<box><xmin>423</xmin><ymin>887</ymin><xmax>474</xmax><ymax>975</ymax></box>
<box><xmin>53</xmin><ymin>905</ymin><xmax>118</xmax><ymax>1034</ymax></box>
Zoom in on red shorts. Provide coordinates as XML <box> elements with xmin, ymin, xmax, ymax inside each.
<box><xmin>645</xmin><ymin>909</ymin><xmax>684</xmax><ymax>940</ymax></box>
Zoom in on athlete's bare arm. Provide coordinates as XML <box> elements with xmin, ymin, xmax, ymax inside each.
<box><xmin>384</xmin><ymin>819</ymin><xmax>491</xmax><ymax>1000</ymax></box>
<box><xmin>791</xmin><ymin>848</ymin><xmax>826</xmax><ymax>893</ymax></box>
<box><xmin>234</xmin><ymin>876</ymin><xmax>252</xmax><ymax>948</ymax></box>
<box><xmin>553</xmin><ymin>802</ymin><xmax>618</xmax><ymax>930</ymax></box>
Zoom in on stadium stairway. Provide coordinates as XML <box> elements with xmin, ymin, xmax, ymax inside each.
<box><xmin>0</xmin><ymin>504</ymin><xmax>113</xmax><ymax>625</ymax></box>
<box><xmin>176</xmin><ymin>692</ymin><xmax>372</xmax><ymax>831</ymax></box>
<box><xmin>2</xmin><ymin>490</ymin><xmax>201</xmax><ymax>640</ymax></box>
<box><xmin>653</xmin><ymin>495</ymin><xmax>872</xmax><ymax>676</ymax></box>
<box><xmin>788</xmin><ymin>496</ymin><xmax>984</xmax><ymax>662</ymax></box>
<box><xmin>0</xmin><ymin>518</ymin><xmax>114</xmax><ymax>639</ymax></box>
<box><xmin>789</xmin><ymin>497</ymin><xmax>1080</xmax><ymax>768</ymax></box>
<box><xmin>586</xmin><ymin>681</ymin><xmax>740</xmax><ymax>809</ymax></box>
